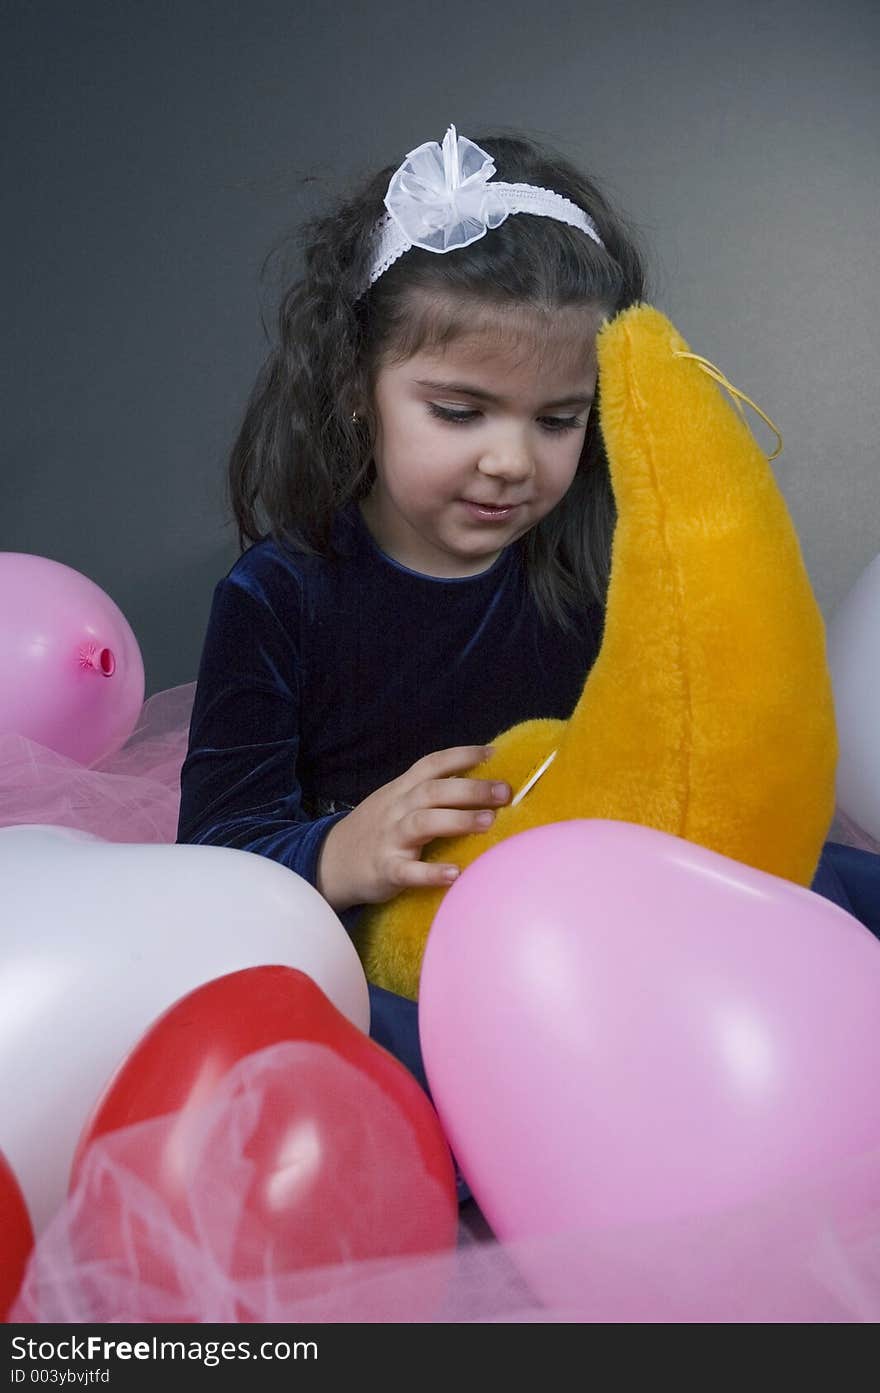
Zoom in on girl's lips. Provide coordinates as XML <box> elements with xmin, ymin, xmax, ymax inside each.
<box><xmin>460</xmin><ymin>500</ymin><xmax>519</xmax><ymax>522</ymax></box>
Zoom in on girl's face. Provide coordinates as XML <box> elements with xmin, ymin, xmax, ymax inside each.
<box><xmin>360</xmin><ymin>304</ymin><xmax>605</xmax><ymax>578</ymax></box>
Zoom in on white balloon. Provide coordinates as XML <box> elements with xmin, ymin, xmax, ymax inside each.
<box><xmin>0</xmin><ymin>825</ymin><xmax>370</xmax><ymax>1234</ymax></box>
<box><xmin>828</xmin><ymin>553</ymin><xmax>880</xmax><ymax>843</ymax></box>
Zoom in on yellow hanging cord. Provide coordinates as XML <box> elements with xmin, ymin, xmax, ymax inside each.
<box><xmin>672</xmin><ymin>350</ymin><xmax>784</xmax><ymax>461</ymax></box>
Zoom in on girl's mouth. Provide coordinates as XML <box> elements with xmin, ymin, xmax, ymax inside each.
<box><xmin>461</xmin><ymin>500</ymin><xmax>518</xmax><ymax>523</ymax></box>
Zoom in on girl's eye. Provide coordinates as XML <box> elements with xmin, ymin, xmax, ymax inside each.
<box><xmin>427</xmin><ymin>404</ymin><xmax>586</xmax><ymax>433</ymax></box>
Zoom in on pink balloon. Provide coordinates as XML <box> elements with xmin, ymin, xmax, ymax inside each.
<box><xmin>0</xmin><ymin>553</ymin><xmax>144</xmax><ymax>765</ymax></box>
<box><xmin>419</xmin><ymin>820</ymin><xmax>880</xmax><ymax>1243</ymax></box>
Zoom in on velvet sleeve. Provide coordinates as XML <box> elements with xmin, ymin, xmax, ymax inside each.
<box><xmin>175</xmin><ymin>572</ymin><xmax>348</xmax><ymax>888</ymax></box>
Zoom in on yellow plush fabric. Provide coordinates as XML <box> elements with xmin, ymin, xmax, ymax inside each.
<box><xmin>353</xmin><ymin>304</ymin><xmax>838</xmax><ymax>1000</ymax></box>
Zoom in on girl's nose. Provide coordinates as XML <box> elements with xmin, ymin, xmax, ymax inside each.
<box><xmin>476</xmin><ymin>435</ymin><xmax>534</xmax><ymax>483</ymax></box>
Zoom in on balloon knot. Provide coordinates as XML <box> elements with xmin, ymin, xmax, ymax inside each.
<box><xmin>79</xmin><ymin>644</ymin><xmax>116</xmax><ymax>677</ymax></box>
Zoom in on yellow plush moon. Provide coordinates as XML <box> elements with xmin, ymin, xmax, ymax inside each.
<box><xmin>354</xmin><ymin>305</ymin><xmax>838</xmax><ymax>999</ymax></box>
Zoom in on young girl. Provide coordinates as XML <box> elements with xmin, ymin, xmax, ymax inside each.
<box><xmin>176</xmin><ymin>123</ymin><xmax>647</xmax><ymax>1097</ymax></box>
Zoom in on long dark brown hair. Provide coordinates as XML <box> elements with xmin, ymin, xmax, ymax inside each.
<box><xmin>228</xmin><ymin>126</ymin><xmax>649</xmax><ymax>628</ymax></box>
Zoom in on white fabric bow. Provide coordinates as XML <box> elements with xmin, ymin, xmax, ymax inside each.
<box><xmin>384</xmin><ymin>124</ymin><xmax>509</xmax><ymax>253</ymax></box>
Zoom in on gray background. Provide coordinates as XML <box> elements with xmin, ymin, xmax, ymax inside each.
<box><xmin>3</xmin><ymin>0</ymin><xmax>878</xmax><ymax>697</ymax></box>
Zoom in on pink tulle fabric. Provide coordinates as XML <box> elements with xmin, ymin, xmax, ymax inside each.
<box><xmin>10</xmin><ymin>1043</ymin><xmax>880</xmax><ymax>1324</ymax></box>
<box><xmin>828</xmin><ymin>807</ymin><xmax>880</xmax><ymax>856</ymax></box>
<box><xmin>0</xmin><ymin>682</ymin><xmax>196</xmax><ymax>845</ymax></box>
<box><xmin>3</xmin><ymin>681</ymin><xmax>880</xmax><ymax>1322</ymax></box>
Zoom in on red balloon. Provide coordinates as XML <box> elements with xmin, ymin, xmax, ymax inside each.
<box><xmin>0</xmin><ymin>1149</ymin><xmax>34</xmax><ymax>1320</ymax></box>
<box><xmin>70</xmin><ymin>967</ymin><xmax>457</xmax><ymax>1314</ymax></box>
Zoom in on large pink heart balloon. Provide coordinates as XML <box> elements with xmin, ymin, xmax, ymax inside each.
<box><xmin>419</xmin><ymin>820</ymin><xmax>880</xmax><ymax>1242</ymax></box>
<box><xmin>0</xmin><ymin>553</ymin><xmax>145</xmax><ymax>764</ymax></box>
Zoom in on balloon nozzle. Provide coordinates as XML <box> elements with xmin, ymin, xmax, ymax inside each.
<box><xmin>79</xmin><ymin>644</ymin><xmax>116</xmax><ymax>677</ymax></box>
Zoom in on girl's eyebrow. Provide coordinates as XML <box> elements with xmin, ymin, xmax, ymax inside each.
<box><xmin>412</xmin><ymin>378</ymin><xmax>594</xmax><ymax>409</ymax></box>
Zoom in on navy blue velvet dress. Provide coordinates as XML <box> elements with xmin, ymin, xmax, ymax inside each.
<box><xmin>177</xmin><ymin>499</ymin><xmax>880</xmax><ymax>1106</ymax></box>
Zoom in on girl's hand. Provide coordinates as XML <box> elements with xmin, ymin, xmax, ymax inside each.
<box><xmin>315</xmin><ymin>745</ymin><xmax>511</xmax><ymax>911</ymax></box>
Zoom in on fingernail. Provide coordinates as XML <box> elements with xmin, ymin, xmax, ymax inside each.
<box><xmin>476</xmin><ymin>810</ymin><xmax>494</xmax><ymax>827</ymax></box>
<box><xmin>492</xmin><ymin>783</ymin><xmax>510</xmax><ymax>802</ymax></box>
<box><xmin>443</xmin><ymin>866</ymin><xmax>459</xmax><ymax>882</ymax></box>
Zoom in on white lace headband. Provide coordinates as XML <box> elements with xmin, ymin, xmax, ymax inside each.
<box><xmin>356</xmin><ymin>124</ymin><xmax>604</xmax><ymax>299</ymax></box>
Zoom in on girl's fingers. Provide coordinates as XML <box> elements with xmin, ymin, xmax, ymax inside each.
<box><xmin>415</xmin><ymin>775</ymin><xmax>511</xmax><ymax>809</ymax></box>
<box><xmin>405</xmin><ymin>745</ymin><xmax>495</xmax><ymax>784</ymax></box>
<box><xmin>399</xmin><ymin>805</ymin><xmax>496</xmax><ymax>847</ymax></box>
<box><xmin>387</xmin><ymin>858</ymin><xmax>461</xmax><ymax>890</ymax></box>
